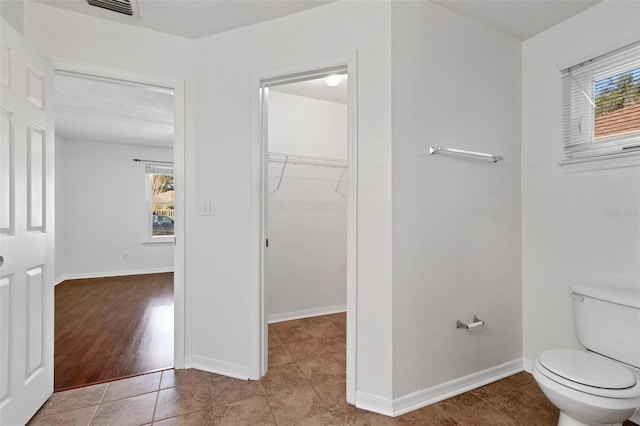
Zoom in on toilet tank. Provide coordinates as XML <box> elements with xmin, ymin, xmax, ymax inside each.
<box><xmin>571</xmin><ymin>284</ymin><xmax>640</xmax><ymax>369</ymax></box>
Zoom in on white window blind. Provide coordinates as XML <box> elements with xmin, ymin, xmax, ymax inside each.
<box><xmin>561</xmin><ymin>40</ymin><xmax>640</xmax><ymax>164</ymax></box>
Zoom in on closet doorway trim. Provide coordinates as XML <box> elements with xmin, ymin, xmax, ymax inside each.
<box><xmin>251</xmin><ymin>54</ymin><xmax>358</xmax><ymax>405</ymax></box>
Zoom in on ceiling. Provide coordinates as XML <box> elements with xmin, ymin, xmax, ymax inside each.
<box><xmin>271</xmin><ymin>75</ymin><xmax>348</xmax><ymax>105</ymax></box>
<box><xmin>51</xmin><ymin>1</ymin><xmax>602</xmax><ymax>145</ymax></box>
<box><xmin>32</xmin><ymin>0</ymin><xmax>335</xmax><ymax>39</ymax></box>
<box><xmin>33</xmin><ymin>0</ymin><xmax>602</xmax><ymax>41</ymax></box>
<box><xmin>432</xmin><ymin>0</ymin><xmax>602</xmax><ymax>40</ymax></box>
<box><xmin>55</xmin><ymin>72</ymin><xmax>174</xmax><ymax>147</ymax></box>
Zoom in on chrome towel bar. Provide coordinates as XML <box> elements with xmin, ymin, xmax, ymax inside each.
<box><xmin>456</xmin><ymin>316</ymin><xmax>485</xmax><ymax>330</ymax></box>
<box><xmin>430</xmin><ymin>146</ymin><xmax>504</xmax><ymax>163</ymax></box>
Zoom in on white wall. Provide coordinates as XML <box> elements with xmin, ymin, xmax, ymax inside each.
<box><xmin>56</xmin><ymin>138</ymin><xmax>174</xmax><ymax>279</ymax></box>
<box><xmin>391</xmin><ymin>1</ymin><xmax>522</xmax><ymax>399</ymax></box>
<box><xmin>267</xmin><ymin>91</ymin><xmax>347</xmax><ymax>320</ymax></box>
<box><xmin>522</xmin><ymin>0</ymin><xmax>640</xmax><ymax>364</ymax></box>
<box><xmin>268</xmin><ymin>91</ymin><xmax>347</xmax><ymax>159</ymax></box>
<box><xmin>193</xmin><ymin>0</ymin><xmax>393</xmax><ymax>398</ymax></box>
<box><xmin>54</xmin><ymin>136</ymin><xmax>67</xmax><ymax>283</ymax></box>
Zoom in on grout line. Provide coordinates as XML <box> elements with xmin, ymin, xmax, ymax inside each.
<box><xmin>97</xmin><ymin>384</ymin><xmax>109</xmax><ymax>405</ymax></box>
<box><xmin>86</xmin><ymin>405</ymin><xmax>99</xmax><ymax>426</ymax></box>
<box><xmin>150</xmin><ymin>389</ymin><xmax>160</xmax><ymax>423</ymax></box>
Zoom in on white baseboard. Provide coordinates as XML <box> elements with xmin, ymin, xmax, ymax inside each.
<box><xmin>185</xmin><ymin>355</ymin><xmax>250</xmax><ymax>380</ymax></box>
<box><xmin>55</xmin><ymin>267</ymin><xmax>174</xmax><ymax>285</ymax></box>
<box><xmin>630</xmin><ymin>409</ymin><xmax>640</xmax><ymax>424</ymax></box>
<box><xmin>523</xmin><ymin>357</ymin><xmax>533</xmax><ymax>373</ymax></box>
<box><xmin>355</xmin><ymin>392</ymin><xmax>395</xmax><ymax>417</ymax></box>
<box><xmin>391</xmin><ymin>358</ymin><xmax>524</xmax><ymax>416</ymax></box>
<box><xmin>268</xmin><ymin>304</ymin><xmax>346</xmax><ymax>324</ymax></box>
<box><xmin>356</xmin><ymin>358</ymin><xmax>524</xmax><ymax>417</ymax></box>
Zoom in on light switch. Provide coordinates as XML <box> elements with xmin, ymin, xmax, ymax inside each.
<box><xmin>201</xmin><ymin>199</ymin><xmax>214</xmax><ymax>216</ymax></box>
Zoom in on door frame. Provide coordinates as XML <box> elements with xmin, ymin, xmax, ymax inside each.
<box><xmin>50</xmin><ymin>59</ymin><xmax>187</xmax><ymax>369</ymax></box>
<box><xmin>251</xmin><ymin>53</ymin><xmax>358</xmax><ymax>403</ymax></box>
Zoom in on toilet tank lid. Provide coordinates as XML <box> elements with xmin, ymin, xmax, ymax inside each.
<box><xmin>571</xmin><ymin>284</ymin><xmax>640</xmax><ymax>309</ymax></box>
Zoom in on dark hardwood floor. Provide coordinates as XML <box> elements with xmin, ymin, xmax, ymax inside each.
<box><xmin>54</xmin><ymin>273</ymin><xmax>174</xmax><ymax>391</ymax></box>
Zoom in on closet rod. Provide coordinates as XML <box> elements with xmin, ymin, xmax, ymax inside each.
<box><xmin>268</xmin><ymin>152</ymin><xmax>346</xmax><ymax>168</ymax></box>
<box><xmin>133</xmin><ymin>158</ymin><xmax>174</xmax><ymax>165</ymax></box>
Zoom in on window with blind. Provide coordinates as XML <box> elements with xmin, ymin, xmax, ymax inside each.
<box><xmin>146</xmin><ymin>164</ymin><xmax>174</xmax><ymax>237</ymax></box>
<box><xmin>561</xmin><ymin>41</ymin><xmax>640</xmax><ymax>164</ymax></box>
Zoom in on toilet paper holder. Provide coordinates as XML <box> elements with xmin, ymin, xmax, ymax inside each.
<box><xmin>456</xmin><ymin>316</ymin><xmax>485</xmax><ymax>330</ymax></box>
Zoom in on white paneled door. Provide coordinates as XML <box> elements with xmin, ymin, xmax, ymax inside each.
<box><xmin>0</xmin><ymin>18</ymin><xmax>55</xmax><ymax>426</ymax></box>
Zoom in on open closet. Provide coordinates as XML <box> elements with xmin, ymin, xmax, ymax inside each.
<box><xmin>266</xmin><ymin>76</ymin><xmax>349</xmax><ymax>324</ymax></box>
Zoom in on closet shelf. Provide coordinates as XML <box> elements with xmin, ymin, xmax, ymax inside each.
<box><xmin>268</xmin><ymin>152</ymin><xmax>348</xmax><ymax>194</ymax></box>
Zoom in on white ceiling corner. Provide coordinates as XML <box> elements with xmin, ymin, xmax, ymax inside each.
<box><xmin>431</xmin><ymin>0</ymin><xmax>602</xmax><ymax>40</ymax></box>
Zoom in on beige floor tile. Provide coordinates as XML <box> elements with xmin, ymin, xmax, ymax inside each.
<box><xmin>276</xmin><ymin>325</ymin><xmax>314</xmax><ymax>344</ymax></box>
<box><xmin>309</xmin><ymin>379</ymin><xmax>347</xmax><ymax>410</ymax></box>
<box><xmin>210</xmin><ymin>375</ymin><xmax>264</xmax><ymax>405</ymax></box>
<box><xmin>102</xmin><ymin>371</ymin><xmax>162</xmax><ymax>402</ymax></box>
<box><xmin>160</xmin><ymin>369</ymin><xmax>212</xmax><ymax>390</ymax></box>
<box><xmin>260</xmin><ymin>362</ymin><xmax>310</xmax><ymax>394</ymax></box>
<box><xmin>269</xmin><ymin>330</ymin><xmax>284</xmax><ymax>348</ymax></box>
<box><xmin>311</xmin><ymin>405</ymin><xmax>397</xmax><ymax>426</ymax></box>
<box><xmin>299</xmin><ymin>318</ymin><xmax>342</xmax><ymax>339</ymax></box>
<box><xmin>271</xmin><ymin>320</ymin><xmax>306</xmax><ymax>332</ymax></box>
<box><xmin>296</xmin><ymin>356</ymin><xmax>344</xmax><ymax>384</ymax></box>
<box><xmin>487</xmin><ymin>388</ymin><xmax>558</xmax><ymax>426</ymax></box>
<box><xmin>266</xmin><ymin>384</ymin><xmax>325</xmax><ymax>425</ymax></box>
<box><xmin>395</xmin><ymin>401</ymin><xmax>450</xmax><ymax>425</ymax></box>
<box><xmin>290</xmin><ymin>410</ymin><xmax>345</xmax><ymax>426</ymax></box>
<box><xmin>28</xmin><ymin>405</ymin><xmax>97</xmax><ymax>426</ymax></box>
<box><xmin>152</xmin><ymin>409</ymin><xmax>215</xmax><ymax>425</ymax></box>
<box><xmin>154</xmin><ymin>383</ymin><xmax>213</xmax><ymax>421</ymax></box>
<box><xmin>91</xmin><ymin>392</ymin><xmax>157</xmax><ymax>426</ymax></box>
<box><xmin>316</xmin><ymin>335</ymin><xmax>346</xmax><ymax>354</ymax></box>
<box><xmin>269</xmin><ymin>346</ymin><xmax>294</xmax><ymax>366</ymax></box>
<box><xmin>470</xmin><ymin>378</ymin><xmax>519</xmax><ymax>401</ymax></box>
<box><xmin>451</xmin><ymin>401</ymin><xmax>515</xmax><ymax>426</ymax></box>
<box><xmin>285</xmin><ymin>339</ymin><xmax>329</xmax><ymax>362</ymax></box>
<box><xmin>439</xmin><ymin>391</ymin><xmax>483</xmax><ymax>415</ymax></box>
<box><xmin>517</xmin><ymin>383</ymin><xmax>557</xmax><ymax>412</ymax></box>
<box><xmin>324</xmin><ymin>313</ymin><xmax>346</xmax><ymax>329</ymax></box>
<box><xmin>212</xmin><ymin>396</ymin><xmax>276</xmax><ymax>425</ymax></box>
<box><xmin>500</xmin><ymin>372</ymin><xmax>535</xmax><ymax>388</ymax></box>
<box><xmin>36</xmin><ymin>383</ymin><xmax>108</xmax><ymax>417</ymax></box>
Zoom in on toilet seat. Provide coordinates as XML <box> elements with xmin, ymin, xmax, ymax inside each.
<box><xmin>539</xmin><ymin>348</ymin><xmax>636</xmax><ymax>389</ymax></box>
<box><xmin>535</xmin><ymin>351</ymin><xmax>640</xmax><ymax>400</ymax></box>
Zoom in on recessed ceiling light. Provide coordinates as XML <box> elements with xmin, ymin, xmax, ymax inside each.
<box><xmin>324</xmin><ymin>74</ymin><xmax>343</xmax><ymax>87</ymax></box>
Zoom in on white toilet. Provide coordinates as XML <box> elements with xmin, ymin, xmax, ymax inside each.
<box><xmin>533</xmin><ymin>284</ymin><xmax>640</xmax><ymax>426</ymax></box>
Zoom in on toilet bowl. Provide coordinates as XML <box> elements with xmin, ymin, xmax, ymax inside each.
<box><xmin>533</xmin><ymin>348</ymin><xmax>640</xmax><ymax>426</ymax></box>
<box><xmin>532</xmin><ymin>284</ymin><xmax>640</xmax><ymax>426</ymax></box>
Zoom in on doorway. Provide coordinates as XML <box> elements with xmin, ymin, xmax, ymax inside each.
<box><xmin>257</xmin><ymin>58</ymin><xmax>357</xmax><ymax>403</ymax></box>
<box><xmin>51</xmin><ymin>67</ymin><xmax>186</xmax><ymax>389</ymax></box>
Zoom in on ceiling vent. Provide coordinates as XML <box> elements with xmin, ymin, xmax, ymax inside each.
<box><xmin>87</xmin><ymin>0</ymin><xmax>133</xmax><ymax>16</ymax></box>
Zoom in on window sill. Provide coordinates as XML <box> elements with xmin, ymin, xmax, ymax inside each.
<box><xmin>560</xmin><ymin>151</ymin><xmax>640</xmax><ymax>173</ymax></box>
<box><xmin>142</xmin><ymin>237</ymin><xmax>175</xmax><ymax>246</ymax></box>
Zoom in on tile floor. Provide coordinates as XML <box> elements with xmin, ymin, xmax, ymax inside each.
<box><xmin>29</xmin><ymin>313</ymin><xmax>639</xmax><ymax>425</ymax></box>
